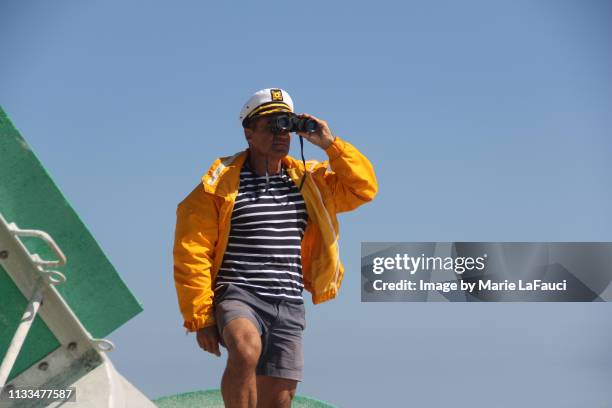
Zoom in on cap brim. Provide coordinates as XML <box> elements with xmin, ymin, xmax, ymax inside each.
<box><xmin>256</xmin><ymin>108</ymin><xmax>292</xmax><ymax>117</ymax></box>
<box><xmin>243</xmin><ymin>106</ymin><xmax>292</xmax><ymax>127</ymax></box>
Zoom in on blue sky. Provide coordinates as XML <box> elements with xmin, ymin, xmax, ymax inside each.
<box><xmin>1</xmin><ymin>1</ymin><xmax>611</xmax><ymax>406</ymax></box>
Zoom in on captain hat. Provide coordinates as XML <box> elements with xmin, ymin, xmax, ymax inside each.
<box><xmin>239</xmin><ymin>88</ymin><xmax>294</xmax><ymax>128</ymax></box>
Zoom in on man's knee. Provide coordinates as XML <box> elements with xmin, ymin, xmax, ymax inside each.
<box><xmin>223</xmin><ymin>318</ymin><xmax>262</xmax><ymax>369</ymax></box>
<box><xmin>282</xmin><ymin>387</ymin><xmax>296</xmax><ymax>403</ymax></box>
<box><xmin>270</xmin><ymin>391</ymin><xmax>294</xmax><ymax>407</ymax></box>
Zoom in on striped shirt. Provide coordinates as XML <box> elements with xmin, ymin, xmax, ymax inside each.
<box><xmin>215</xmin><ymin>162</ymin><xmax>308</xmax><ymax>303</ymax></box>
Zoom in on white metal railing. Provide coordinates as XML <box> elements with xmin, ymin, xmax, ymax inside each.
<box><xmin>0</xmin><ymin>213</ymin><xmax>115</xmax><ymax>390</ymax></box>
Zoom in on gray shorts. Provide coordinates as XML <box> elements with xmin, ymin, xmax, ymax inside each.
<box><xmin>214</xmin><ymin>284</ymin><xmax>306</xmax><ymax>381</ymax></box>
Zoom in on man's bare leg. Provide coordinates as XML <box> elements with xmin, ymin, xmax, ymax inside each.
<box><xmin>221</xmin><ymin>318</ymin><xmax>262</xmax><ymax>408</ymax></box>
<box><xmin>256</xmin><ymin>376</ymin><xmax>298</xmax><ymax>408</ymax></box>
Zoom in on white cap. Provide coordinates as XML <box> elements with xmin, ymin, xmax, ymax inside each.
<box><xmin>239</xmin><ymin>88</ymin><xmax>294</xmax><ymax>127</ymax></box>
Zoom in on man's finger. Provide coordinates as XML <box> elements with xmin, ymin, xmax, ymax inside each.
<box><xmin>297</xmin><ymin>133</ymin><xmax>318</xmax><ymax>144</ymax></box>
<box><xmin>197</xmin><ymin>334</ymin><xmax>211</xmax><ymax>352</ymax></box>
<box><xmin>196</xmin><ymin>335</ymin><xmax>205</xmax><ymax>349</ymax></box>
<box><xmin>201</xmin><ymin>335</ymin><xmax>218</xmax><ymax>356</ymax></box>
<box><xmin>207</xmin><ymin>331</ymin><xmax>221</xmax><ymax>356</ymax></box>
<box><xmin>301</xmin><ymin>113</ymin><xmax>327</xmax><ymax>126</ymax></box>
<box><xmin>211</xmin><ymin>339</ymin><xmax>221</xmax><ymax>356</ymax></box>
<box><xmin>299</xmin><ymin>112</ymin><xmax>322</xmax><ymax>125</ymax></box>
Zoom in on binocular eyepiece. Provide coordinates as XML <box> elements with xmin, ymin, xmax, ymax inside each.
<box><xmin>267</xmin><ymin>113</ymin><xmax>318</xmax><ymax>134</ymax></box>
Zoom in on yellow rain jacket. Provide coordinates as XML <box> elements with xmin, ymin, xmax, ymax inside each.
<box><xmin>173</xmin><ymin>136</ymin><xmax>377</xmax><ymax>332</ymax></box>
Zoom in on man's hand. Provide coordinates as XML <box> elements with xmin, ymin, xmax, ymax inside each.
<box><xmin>196</xmin><ymin>325</ymin><xmax>221</xmax><ymax>357</ymax></box>
<box><xmin>296</xmin><ymin>113</ymin><xmax>336</xmax><ymax>150</ymax></box>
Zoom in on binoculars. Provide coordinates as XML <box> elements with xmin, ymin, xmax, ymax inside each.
<box><xmin>267</xmin><ymin>113</ymin><xmax>318</xmax><ymax>134</ymax></box>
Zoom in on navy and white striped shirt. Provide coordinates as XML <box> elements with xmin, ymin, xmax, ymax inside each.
<box><xmin>215</xmin><ymin>162</ymin><xmax>308</xmax><ymax>303</ymax></box>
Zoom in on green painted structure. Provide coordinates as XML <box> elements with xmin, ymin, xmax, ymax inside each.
<box><xmin>0</xmin><ymin>106</ymin><xmax>143</xmax><ymax>382</ymax></box>
<box><xmin>154</xmin><ymin>389</ymin><xmax>337</xmax><ymax>408</ymax></box>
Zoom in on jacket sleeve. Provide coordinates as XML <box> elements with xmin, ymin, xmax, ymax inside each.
<box><xmin>323</xmin><ymin>136</ymin><xmax>378</xmax><ymax>213</ymax></box>
<box><xmin>173</xmin><ymin>184</ymin><xmax>219</xmax><ymax>332</ymax></box>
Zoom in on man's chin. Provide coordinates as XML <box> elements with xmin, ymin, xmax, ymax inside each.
<box><xmin>270</xmin><ymin>146</ymin><xmax>290</xmax><ymax>158</ymax></box>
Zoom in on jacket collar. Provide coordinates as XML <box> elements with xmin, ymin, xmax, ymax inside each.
<box><xmin>201</xmin><ymin>149</ymin><xmax>314</xmax><ymax>197</ymax></box>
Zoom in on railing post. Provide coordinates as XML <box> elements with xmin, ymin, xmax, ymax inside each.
<box><xmin>0</xmin><ymin>288</ymin><xmax>44</xmax><ymax>388</ymax></box>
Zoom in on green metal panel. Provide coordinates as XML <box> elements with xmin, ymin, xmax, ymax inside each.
<box><xmin>153</xmin><ymin>390</ymin><xmax>337</xmax><ymax>408</ymax></box>
<box><xmin>0</xmin><ymin>106</ymin><xmax>143</xmax><ymax>381</ymax></box>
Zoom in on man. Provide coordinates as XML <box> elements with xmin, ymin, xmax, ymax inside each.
<box><xmin>173</xmin><ymin>88</ymin><xmax>377</xmax><ymax>408</ymax></box>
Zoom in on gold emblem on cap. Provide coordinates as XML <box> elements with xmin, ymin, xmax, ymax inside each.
<box><xmin>270</xmin><ymin>89</ymin><xmax>283</xmax><ymax>101</ymax></box>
